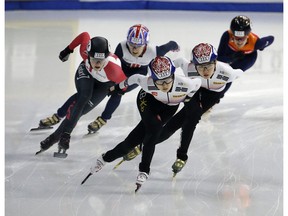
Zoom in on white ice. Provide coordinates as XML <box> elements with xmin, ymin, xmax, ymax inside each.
<box><xmin>5</xmin><ymin>10</ymin><xmax>283</xmax><ymax>216</ymax></box>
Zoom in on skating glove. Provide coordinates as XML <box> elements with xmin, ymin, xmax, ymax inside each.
<box><xmin>258</xmin><ymin>36</ymin><xmax>274</xmax><ymax>51</ymax></box>
<box><xmin>168</xmin><ymin>41</ymin><xmax>180</xmax><ymax>52</ymax></box>
<box><xmin>59</xmin><ymin>46</ymin><xmax>73</xmax><ymax>62</ymax></box>
<box><xmin>108</xmin><ymin>84</ymin><xmax>126</xmax><ymax>96</ymax></box>
<box><xmin>157</xmin><ymin>41</ymin><xmax>180</xmax><ymax>56</ymax></box>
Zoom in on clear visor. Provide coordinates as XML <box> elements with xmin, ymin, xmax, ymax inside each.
<box><xmin>89</xmin><ymin>56</ymin><xmax>106</xmax><ymax>63</ymax></box>
<box><xmin>127</xmin><ymin>41</ymin><xmax>145</xmax><ymax>48</ymax></box>
<box><xmin>154</xmin><ymin>76</ymin><xmax>174</xmax><ymax>85</ymax></box>
<box><xmin>196</xmin><ymin>62</ymin><xmax>215</xmax><ymax>71</ymax></box>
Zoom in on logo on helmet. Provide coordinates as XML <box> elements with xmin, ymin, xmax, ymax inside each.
<box><xmin>130</xmin><ymin>37</ymin><xmax>143</xmax><ymax>45</ymax></box>
<box><xmin>127</xmin><ymin>24</ymin><xmax>150</xmax><ymax>46</ymax></box>
<box><xmin>151</xmin><ymin>57</ymin><xmax>171</xmax><ymax>79</ymax></box>
<box><xmin>230</xmin><ymin>15</ymin><xmax>251</xmax><ymax>36</ymax></box>
<box><xmin>234</xmin><ymin>31</ymin><xmax>245</xmax><ymax>37</ymax></box>
<box><xmin>193</xmin><ymin>43</ymin><xmax>212</xmax><ymax>63</ymax></box>
<box><xmin>93</xmin><ymin>53</ymin><xmax>105</xmax><ymax>59</ymax></box>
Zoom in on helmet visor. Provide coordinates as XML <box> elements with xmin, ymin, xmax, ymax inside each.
<box><xmin>154</xmin><ymin>76</ymin><xmax>174</xmax><ymax>85</ymax></box>
<box><xmin>89</xmin><ymin>56</ymin><xmax>107</xmax><ymax>63</ymax></box>
<box><xmin>195</xmin><ymin>62</ymin><xmax>215</xmax><ymax>71</ymax></box>
<box><xmin>127</xmin><ymin>41</ymin><xmax>145</xmax><ymax>48</ymax></box>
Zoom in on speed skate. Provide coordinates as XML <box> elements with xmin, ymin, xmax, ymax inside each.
<box><xmin>82</xmin><ymin>129</ymin><xmax>98</xmax><ymax>138</ymax></box>
<box><xmin>53</xmin><ymin>147</ymin><xmax>68</xmax><ymax>158</ymax></box>
<box><xmin>30</xmin><ymin>125</ymin><xmax>53</xmax><ymax>132</ymax></box>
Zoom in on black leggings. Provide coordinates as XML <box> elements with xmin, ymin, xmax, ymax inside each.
<box><xmin>103</xmin><ymin>89</ymin><xmax>178</xmax><ymax>173</ymax></box>
<box><xmin>156</xmin><ymin>87</ymin><xmax>227</xmax><ymax>161</ymax></box>
<box><xmin>53</xmin><ymin>62</ymin><xmax>113</xmax><ymax>137</ymax></box>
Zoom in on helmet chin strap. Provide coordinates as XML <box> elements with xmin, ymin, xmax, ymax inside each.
<box><xmin>88</xmin><ymin>56</ymin><xmax>92</xmax><ymax>67</ymax></box>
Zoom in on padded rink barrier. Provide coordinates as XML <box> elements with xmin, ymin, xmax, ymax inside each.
<box><xmin>5</xmin><ymin>0</ymin><xmax>283</xmax><ymax>12</ymax></box>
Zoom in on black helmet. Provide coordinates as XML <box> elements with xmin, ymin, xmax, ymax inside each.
<box><xmin>230</xmin><ymin>15</ymin><xmax>251</xmax><ymax>37</ymax></box>
<box><xmin>87</xmin><ymin>36</ymin><xmax>110</xmax><ymax>59</ymax></box>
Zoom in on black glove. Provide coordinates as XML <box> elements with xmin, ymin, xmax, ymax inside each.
<box><xmin>168</xmin><ymin>41</ymin><xmax>180</xmax><ymax>52</ymax></box>
<box><xmin>59</xmin><ymin>46</ymin><xmax>73</xmax><ymax>62</ymax></box>
<box><xmin>108</xmin><ymin>84</ymin><xmax>126</xmax><ymax>96</ymax></box>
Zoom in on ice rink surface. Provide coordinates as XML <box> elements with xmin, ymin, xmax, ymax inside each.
<box><xmin>5</xmin><ymin>10</ymin><xmax>283</xmax><ymax>216</ymax></box>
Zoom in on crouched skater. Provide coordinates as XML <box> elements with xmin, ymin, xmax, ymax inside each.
<box><xmin>106</xmin><ymin>43</ymin><xmax>244</xmax><ymax>178</ymax></box>
<box><xmin>35</xmin><ymin>32</ymin><xmax>126</xmax><ymax>158</ymax></box>
<box><xmin>81</xmin><ymin>56</ymin><xmax>201</xmax><ymax>192</ymax></box>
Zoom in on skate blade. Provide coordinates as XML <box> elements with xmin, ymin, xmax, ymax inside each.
<box><xmin>172</xmin><ymin>172</ymin><xmax>177</xmax><ymax>178</ymax></box>
<box><xmin>81</xmin><ymin>173</ymin><xmax>92</xmax><ymax>185</ymax></box>
<box><xmin>30</xmin><ymin>126</ymin><xmax>53</xmax><ymax>132</ymax></box>
<box><xmin>35</xmin><ymin>149</ymin><xmax>45</xmax><ymax>155</ymax></box>
<box><xmin>83</xmin><ymin>131</ymin><xmax>97</xmax><ymax>138</ymax></box>
<box><xmin>53</xmin><ymin>152</ymin><xmax>68</xmax><ymax>158</ymax></box>
<box><xmin>53</xmin><ymin>149</ymin><xmax>68</xmax><ymax>158</ymax></box>
<box><xmin>135</xmin><ymin>183</ymin><xmax>142</xmax><ymax>193</ymax></box>
<box><xmin>113</xmin><ymin>159</ymin><xmax>124</xmax><ymax>170</ymax></box>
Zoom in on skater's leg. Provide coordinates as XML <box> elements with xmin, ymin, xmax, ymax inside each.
<box><xmin>57</xmin><ymin>93</ymin><xmax>77</xmax><ymax>118</ymax></box>
<box><xmin>101</xmin><ymin>93</ymin><xmax>122</xmax><ymax>120</ymax></box>
<box><xmin>103</xmin><ymin>121</ymin><xmax>146</xmax><ymax>162</ymax></box>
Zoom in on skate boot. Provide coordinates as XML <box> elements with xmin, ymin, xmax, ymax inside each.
<box><xmin>135</xmin><ymin>172</ymin><xmax>149</xmax><ymax>192</ymax></box>
<box><xmin>39</xmin><ymin>113</ymin><xmax>61</xmax><ymax>127</ymax></box>
<box><xmin>172</xmin><ymin>159</ymin><xmax>187</xmax><ymax>177</ymax></box>
<box><xmin>81</xmin><ymin>154</ymin><xmax>106</xmax><ymax>185</ymax></box>
<box><xmin>54</xmin><ymin>132</ymin><xmax>70</xmax><ymax>158</ymax></box>
<box><xmin>124</xmin><ymin>145</ymin><xmax>141</xmax><ymax>161</ymax></box>
<box><xmin>35</xmin><ymin>133</ymin><xmax>60</xmax><ymax>155</ymax></box>
<box><xmin>113</xmin><ymin>145</ymin><xmax>142</xmax><ymax>169</ymax></box>
<box><xmin>90</xmin><ymin>154</ymin><xmax>106</xmax><ymax>173</ymax></box>
<box><xmin>87</xmin><ymin>116</ymin><xmax>107</xmax><ymax>133</ymax></box>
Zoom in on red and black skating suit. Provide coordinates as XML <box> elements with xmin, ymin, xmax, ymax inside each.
<box><xmin>45</xmin><ymin>32</ymin><xmax>126</xmax><ymax>145</ymax></box>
